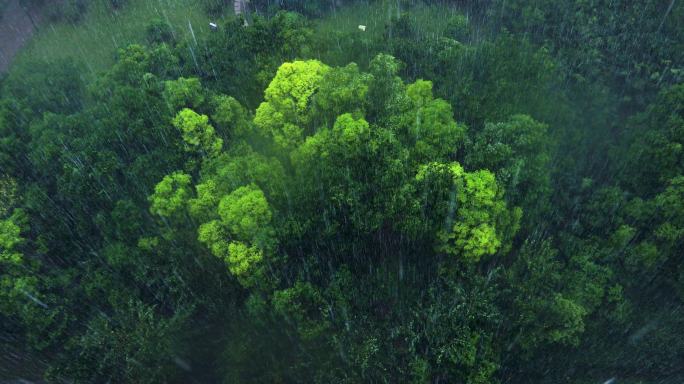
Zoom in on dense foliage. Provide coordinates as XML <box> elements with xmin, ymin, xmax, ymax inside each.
<box><xmin>1</xmin><ymin>0</ymin><xmax>682</xmax><ymax>382</ymax></box>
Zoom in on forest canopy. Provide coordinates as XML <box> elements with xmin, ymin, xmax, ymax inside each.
<box><xmin>1</xmin><ymin>0</ymin><xmax>683</xmax><ymax>383</ymax></box>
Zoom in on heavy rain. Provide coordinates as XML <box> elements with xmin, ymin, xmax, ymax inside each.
<box><xmin>0</xmin><ymin>0</ymin><xmax>683</xmax><ymax>383</ymax></box>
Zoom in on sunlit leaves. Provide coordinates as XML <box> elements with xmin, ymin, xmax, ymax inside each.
<box><xmin>173</xmin><ymin>108</ymin><xmax>223</xmax><ymax>157</ymax></box>
<box><xmin>218</xmin><ymin>185</ymin><xmax>273</xmax><ymax>245</ymax></box>
<box><xmin>406</xmin><ymin>79</ymin><xmax>433</xmax><ymax>107</ymax></box>
<box><xmin>194</xmin><ymin>184</ymin><xmax>275</xmax><ymax>287</ymax></box>
<box><xmin>144</xmin><ymin>52</ymin><xmax>533</xmax><ymax>382</ymax></box>
<box><xmin>254</xmin><ymin>60</ymin><xmax>330</xmax><ymax>149</ymax></box>
<box><xmin>226</xmin><ymin>241</ymin><xmax>264</xmax><ymax>287</ymax></box>
<box><xmin>149</xmin><ymin>171</ymin><xmax>192</xmax><ymax>217</ymax></box>
<box><xmin>415</xmin><ymin>162</ymin><xmax>519</xmax><ymax>262</ymax></box>
<box><xmin>406</xmin><ymin>80</ymin><xmax>466</xmax><ymax>163</ymax></box>
<box><xmin>332</xmin><ymin>112</ymin><xmax>370</xmax><ymax>150</ymax></box>
<box><xmin>198</xmin><ymin>143</ymin><xmax>286</xmax><ymax>202</ymax></box>
<box><xmin>0</xmin><ymin>208</ymin><xmax>40</xmax><ymax>323</ymax></box>
<box><xmin>188</xmin><ymin>179</ymin><xmax>219</xmax><ymax>221</ymax></box>
<box><xmin>0</xmin><ymin>213</ymin><xmax>23</xmax><ymax>265</ymax></box>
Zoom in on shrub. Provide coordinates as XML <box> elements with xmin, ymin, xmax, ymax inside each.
<box><xmin>146</xmin><ymin>18</ymin><xmax>175</xmax><ymax>45</ymax></box>
<box><xmin>445</xmin><ymin>14</ymin><xmax>470</xmax><ymax>42</ymax></box>
<box><xmin>109</xmin><ymin>0</ymin><xmax>127</xmax><ymax>10</ymax></box>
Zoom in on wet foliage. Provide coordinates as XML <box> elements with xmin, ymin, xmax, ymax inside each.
<box><xmin>0</xmin><ymin>0</ymin><xmax>683</xmax><ymax>382</ymax></box>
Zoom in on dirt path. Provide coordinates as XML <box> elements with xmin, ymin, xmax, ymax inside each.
<box><xmin>0</xmin><ymin>0</ymin><xmax>40</xmax><ymax>73</ymax></box>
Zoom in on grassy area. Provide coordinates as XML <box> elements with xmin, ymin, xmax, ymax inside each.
<box><xmin>11</xmin><ymin>0</ymin><xmax>463</xmax><ymax>76</ymax></box>
<box><xmin>315</xmin><ymin>0</ymin><xmax>463</xmax><ymax>41</ymax></box>
<box><xmin>311</xmin><ymin>1</ymin><xmax>464</xmax><ymax>69</ymax></box>
<box><xmin>12</xmin><ymin>0</ymin><xmax>231</xmax><ymax>75</ymax></box>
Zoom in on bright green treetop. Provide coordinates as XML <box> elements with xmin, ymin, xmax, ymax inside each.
<box><xmin>173</xmin><ymin>108</ymin><xmax>223</xmax><ymax>157</ymax></box>
<box><xmin>414</xmin><ymin>162</ymin><xmax>519</xmax><ymax>262</ymax></box>
<box><xmin>196</xmin><ymin>184</ymin><xmax>275</xmax><ymax>287</ymax></box>
<box><xmin>406</xmin><ymin>79</ymin><xmax>466</xmax><ymax>163</ymax></box>
<box><xmin>149</xmin><ymin>171</ymin><xmax>192</xmax><ymax>218</ymax></box>
<box><xmin>218</xmin><ymin>185</ymin><xmax>273</xmax><ymax>245</ymax></box>
<box><xmin>254</xmin><ymin>60</ymin><xmax>330</xmax><ymax>150</ymax></box>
